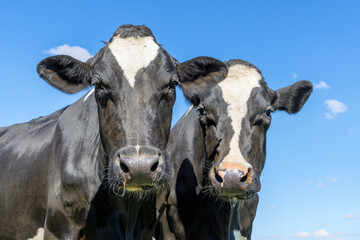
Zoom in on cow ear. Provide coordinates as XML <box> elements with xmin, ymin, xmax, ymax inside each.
<box><xmin>272</xmin><ymin>80</ymin><xmax>313</xmax><ymax>114</ymax></box>
<box><xmin>176</xmin><ymin>57</ymin><xmax>228</xmax><ymax>105</ymax></box>
<box><xmin>37</xmin><ymin>55</ymin><xmax>94</xmax><ymax>94</ymax></box>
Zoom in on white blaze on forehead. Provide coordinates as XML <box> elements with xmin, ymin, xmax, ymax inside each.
<box><xmin>27</xmin><ymin>228</ymin><xmax>44</xmax><ymax>240</ymax></box>
<box><xmin>218</xmin><ymin>64</ymin><xmax>261</xmax><ymax>168</ymax></box>
<box><xmin>108</xmin><ymin>36</ymin><xmax>160</xmax><ymax>88</ymax></box>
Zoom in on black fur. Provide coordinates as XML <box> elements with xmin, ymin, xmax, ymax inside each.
<box><xmin>177</xmin><ymin>57</ymin><xmax>228</xmax><ymax>105</ymax></box>
<box><xmin>37</xmin><ymin>55</ymin><xmax>93</xmax><ymax>94</ymax></box>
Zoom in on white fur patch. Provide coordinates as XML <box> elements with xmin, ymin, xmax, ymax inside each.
<box><xmin>83</xmin><ymin>88</ymin><xmax>95</xmax><ymax>102</ymax></box>
<box><xmin>218</xmin><ymin>64</ymin><xmax>261</xmax><ymax>168</ymax></box>
<box><xmin>27</xmin><ymin>228</ymin><xmax>44</xmax><ymax>240</ymax></box>
<box><xmin>108</xmin><ymin>36</ymin><xmax>160</xmax><ymax>88</ymax></box>
<box><xmin>232</xmin><ymin>229</ymin><xmax>247</xmax><ymax>240</ymax></box>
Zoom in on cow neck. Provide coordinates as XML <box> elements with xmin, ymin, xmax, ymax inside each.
<box><xmin>58</xmin><ymin>90</ymin><xmax>106</xmax><ymax>184</ymax></box>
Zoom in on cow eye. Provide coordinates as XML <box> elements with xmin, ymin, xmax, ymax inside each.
<box><xmin>92</xmin><ymin>81</ymin><xmax>104</xmax><ymax>90</ymax></box>
<box><xmin>265</xmin><ymin>110</ymin><xmax>272</xmax><ymax>117</ymax></box>
<box><xmin>264</xmin><ymin>108</ymin><xmax>273</xmax><ymax>118</ymax></box>
<box><xmin>169</xmin><ymin>80</ymin><xmax>179</xmax><ymax>88</ymax></box>
<box><xmin>197</xmin><ymin>106</ymin><xmax>207</xmax><ymax>117</ymax></box>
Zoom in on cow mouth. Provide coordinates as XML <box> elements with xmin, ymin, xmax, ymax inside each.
<box><xmin>218</xmin><ymin>190</ymin><xmax>255</xmax><ymax>200</ymax></box>
<box><xmin>126</xmin><ymin>184</ymin><xmax>155</xmax><ymax>192</ymax></box>
<box><xmin>109</xmin><ymin>181</ymin><xmax>158</xmax><ymax>197</ymax></box>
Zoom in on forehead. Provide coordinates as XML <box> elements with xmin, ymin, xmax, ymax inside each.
<box><xmin>107</xmin><ymin>36</ymin><xmax>162</xmax><ymax>88</ymax></box>
<box><xmin>218</xmin><ymin>64</ymin><xmax>263</xmax><ymax>112</ymax></box>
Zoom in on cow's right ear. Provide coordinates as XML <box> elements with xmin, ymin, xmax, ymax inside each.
<box><xmin>37</xmin><ymin>55</ymin><xmax>94</xmax><ymax>94</ymax></box>
<box><xmin>177</xmin><ymin>57</ymin><xmax>228</xmax><ymax>105</ymax></box>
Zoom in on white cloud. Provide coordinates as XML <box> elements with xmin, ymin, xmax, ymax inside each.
<box><xmin>268</xmin><ymin>205</ymin><xmax>276</xmax><ymax>210</ymax></box>
<box><xmin>314</xmin><ymin>81</ymin><xmax>330</xmax><ymax>89</ymax></box>
<box><xmin>345</xmin><ymin>213</ymin><xmax>360</xmax><ymax>219</ymax></box>
<box><xmin>314</xmin><ymin>228</ymin><xmax>331</xmax><ymax>237</ymax></box>
<box><xmin>292</xmin><ymin>73</ymin><xmax>299</xmax><ymax>79</ymax></box>
<box><xmin>293</xmin><ymin>231</ymin><xmax>310</xmax><ymax>238</ymax></box>
<box><xmin>44</xmin><ymin>44</ymin><xmax>92</xmax><ymax>62</ymax></box>
<box><xmin>325</xmin><ymin>99</ymin><xmax>348</xmax><ymax>119</ymax></box>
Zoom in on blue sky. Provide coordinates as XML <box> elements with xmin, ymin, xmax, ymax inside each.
<box><xmin>1</xmin><ymin>1</ymin><xmax>359</xmax><ymax>239</ymax></box>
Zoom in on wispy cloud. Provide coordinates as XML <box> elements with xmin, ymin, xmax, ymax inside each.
<box><xmin>324</xmin><ymin>99</ymin><xmax>348</xmax><ymax>119</ymax></box>
<box><xmin>44</xmin><ymin>44</ymin><xmax>92</xmax><ymax>62</ymax></box>
<box><xmin>314</xmin><ymin>81</ymin><xmax>330</xmax><ymax>89</ymax></box>
<box><xmin>345</xmin><ymin>213</ymin><xmax>360</xmax><ymax>220</ymax></box>
<box><xmin>291</xmin><ymin>73</ymin><xmax>299</xmax><ymax>79</ymax></box>
<box><xmin>268</xmin><ymin>205</ymin><xmax>276</xmax><ymax>210</ymax></box>
<box><xmin>305</xmin><ymin>176</ymin><xmax>339</xmax><ymax>187</ymax></box>
<box><xmin>326</xmin><ymin>176</ymin><xmax>339</xmax><ymax>183</ymax></box>
<box><xmin>293</xmin><ymin>231</ymin><xmax>310</xmax><ymax>238</ymax></box>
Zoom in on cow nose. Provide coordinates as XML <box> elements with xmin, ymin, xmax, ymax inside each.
<box><xmin>118</xmin><ymin>154</ymin><xmax>160</xmax><ymax>176</ymax></box>
<box><xmin>114</xmin><ymin>147</ymin><xmax>164</xmax><ymax>187</ymax></box>
<box><xmin>216</xmin><ymin>163</ymin><xmax>253</xmax><ymax>183</ymax></box>
<box><xmin>211</xmin><ymin>163</ymin><xmax>255</xmax><ymax>194</ymax></box>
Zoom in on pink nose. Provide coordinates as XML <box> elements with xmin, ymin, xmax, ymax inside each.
<box><xmin>217</xmin><ymin>162</ymin><xmax>253</xmax><ymax>184</ymax></box>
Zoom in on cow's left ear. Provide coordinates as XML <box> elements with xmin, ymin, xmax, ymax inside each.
<box><xmin>272</xmin><ymin>80</ymin><xmax>313</xmax><ymax>113</ymax></box>
<box><xmin>176</xmin><ymin>57</ymin><xmax>228</xmax><ymax>105</ymax></box>
<box><xmin>37</xmin><ymin>55</ymin><xmax>94</xmax><ymax>94</ymax></box>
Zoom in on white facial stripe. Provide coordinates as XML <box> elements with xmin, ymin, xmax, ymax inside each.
<box><xmin>109</xmin><ymin>36</ymin><xmax>160</xmax><ymax>88</ymax></box>
<box><xmin>83</xmin><ymin>88</ymin><xmax>95</xmax><ymax>102</ymax></box>
<box><xmin>218</xmin><ymin>65</ymin><xmax>261</xmax><ymax>168</ymax></box>
<box><xmin>27</xmin><ymin>228</ymin><xmax>44</xmax><ymax>240</ymax></box>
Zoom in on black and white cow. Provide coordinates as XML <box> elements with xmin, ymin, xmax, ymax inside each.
<box><xmin>0</xmin><ymin>24</ymin><xmax>224</xmax><ymax>240</ymax></box>
<box><xmin>158</xmin><ymin>58</ymin><xmax>313</xmax><ymax>239</ymax></box>
<box><xmin>84</xmin><ymin>57</ymin><xmax>229</xmax><ymax>240</ymax></box>
<box><xmin>1</xmin><ymin>24</ymin><xmax>177</xmax><ymax>240</ymax></box>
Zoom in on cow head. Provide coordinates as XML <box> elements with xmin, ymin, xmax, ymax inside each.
<box><xmin>178</xmin><ymin>59</ymin><xmax>312</xmax><ymax>200</ymax></box>
<box><xmin>37</xmin><ymin>25</ymin><xmax>222</xmax><ymax>195</ymax></box>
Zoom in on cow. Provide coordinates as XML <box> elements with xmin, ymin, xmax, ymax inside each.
<box><xmin>0</xmin><ymin>24</ymin><xmax>226</xmax><ymax>240</ymax></box>
<box><xmin>158</xmin><ymin>58</ymin><xmax>313</xmax><ymax>239</ymax></box>
<box><xmin>84</xmin><ymin>57</ymin><xmax>229</xmax><ymax>240</ymax></box>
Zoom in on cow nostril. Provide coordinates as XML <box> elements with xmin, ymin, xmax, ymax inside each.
<box><xmin>150</xmin><ymin>161</ymin><xmax>159</xmax><ymax>172</ymax></box>
<box><xmin>120</xmin><ymin>162</ymin><xmax>130</xmax><ymax>173</ymax></box>
<box><xmin>240</xmin><ymin>174</ymin><xmax>248</xmax><ymax>183</ymax></box>
<box><xmin>240</xmin><ymin>169</ymin><xmax>251</xmax><ymax>183</ymax></box>
<box><xmin>215</xmin><ymin>172</ymin><xmax>223</xmax><ymax>183</ymax></box>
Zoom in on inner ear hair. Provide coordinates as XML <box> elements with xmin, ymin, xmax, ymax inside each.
<box><xmin>37</xmin><ymin>55</ymin><xmax>93</xmax><ymax>94</ymax></box>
